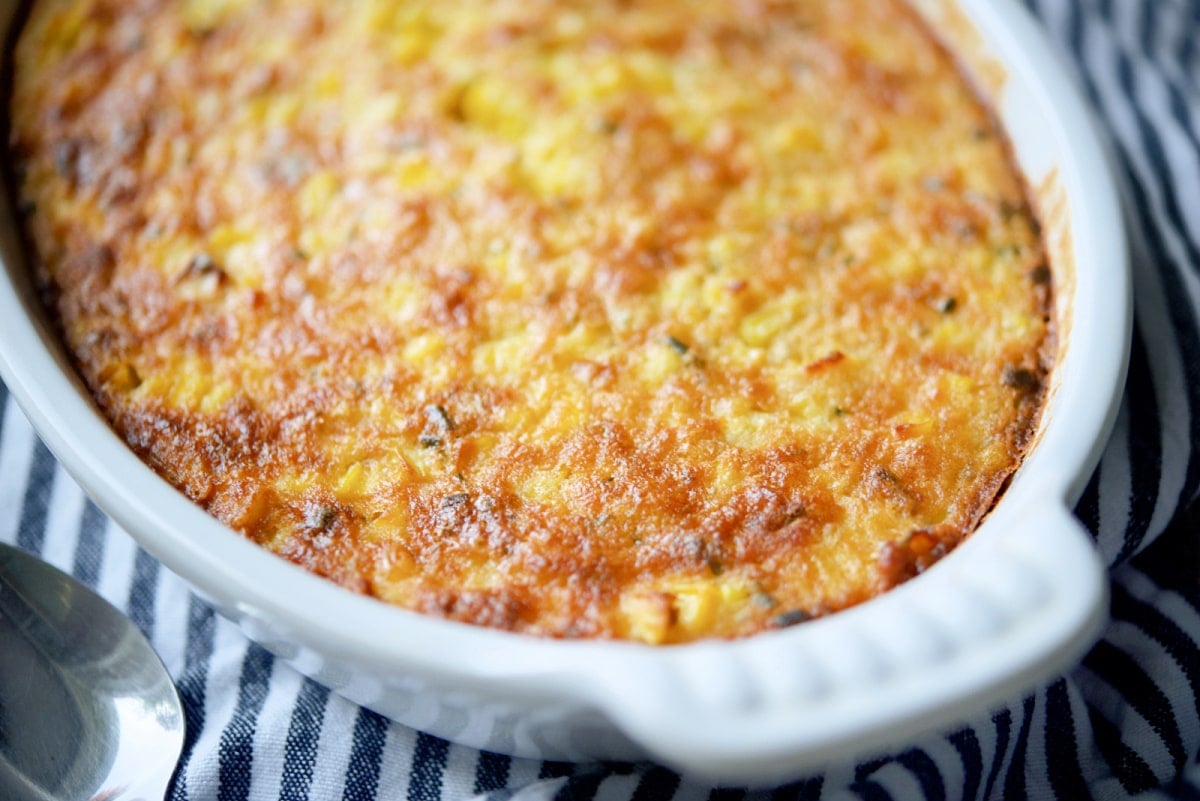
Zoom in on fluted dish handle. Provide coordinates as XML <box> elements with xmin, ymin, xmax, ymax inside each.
<box><xmin>590</xmin><ymin>497</ymin><xmax>1107</xmax><ymax>786</ymax></box>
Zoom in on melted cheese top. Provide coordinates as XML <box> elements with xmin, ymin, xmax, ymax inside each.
<box><xmin>12</xmin><ymin>0</ymin><xmax>1051</xmax><ymax>642</ymax></box>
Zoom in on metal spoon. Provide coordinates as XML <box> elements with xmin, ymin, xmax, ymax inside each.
<box><xmin>0</xmin><ymin>541</ymin><xmax>184</xmax><ymax>801</ymax></box>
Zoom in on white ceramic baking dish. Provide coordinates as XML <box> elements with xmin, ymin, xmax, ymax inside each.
<box><xmin>0</xmin><ymin>0</ymin><xmax>1130</xmax><ymax>786</ymax></box>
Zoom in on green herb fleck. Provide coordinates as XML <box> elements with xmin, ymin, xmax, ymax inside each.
<box><xmin>1002</xmin><ymin>365</ymin><xmax>1040</xmax><ymax>393</ymax></box>
<box><xmin>441</xmin><ymin>493</ymin><xmax>470</xmax><ymax>509</ymax></box>
<box><xmin>772</xmin><ymin>609</ymin><xmax>812</xmax><ymax>628</ymax></box>
<box><xmin>303</xmin><ymin>503</ymin><xmax>337</xmax><ymax>532</ymax></box>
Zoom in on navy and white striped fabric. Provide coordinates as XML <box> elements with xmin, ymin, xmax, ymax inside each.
<box><xmin>2</xmin><ymin>0</ymin><xmax>1200</xmax><ymax>798</ymax></box>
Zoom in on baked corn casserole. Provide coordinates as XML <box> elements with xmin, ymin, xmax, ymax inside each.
<box><xmin>10</xmin><ymin>0</ymin><xmax>1052</xmax><ymax>642</ymax></box>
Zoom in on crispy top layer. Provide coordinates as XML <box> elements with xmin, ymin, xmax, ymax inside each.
<box><xmin>11</xmin><ymin>0</ymin><xmax>1051</xmax><ymax>641</ymax></box>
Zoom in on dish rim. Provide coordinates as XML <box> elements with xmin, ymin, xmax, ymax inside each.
<box><xmin>0</xmin><ymin>0</ymin><xmax>1131</xmax><ymax>784</ymax></box>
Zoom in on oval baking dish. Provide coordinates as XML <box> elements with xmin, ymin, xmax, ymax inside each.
<box><xmin>0</xmin><ymin>0</ymin><xmax>1129</xmax><ymax>786</ymax></box>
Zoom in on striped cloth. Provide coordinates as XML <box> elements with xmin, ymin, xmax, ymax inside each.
<box><xmin>2</xmin><ymin>0</ymin><xmax>1199</xmax><ymax>798</ymax></box>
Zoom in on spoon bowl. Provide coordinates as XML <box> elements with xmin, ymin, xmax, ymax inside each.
<box><xmin>0</xmin><ymin>541</ymin><xmax>184</xmax><ymax>801</ymax></box>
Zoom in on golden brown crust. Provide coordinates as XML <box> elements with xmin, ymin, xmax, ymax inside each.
<box><xmin>11</xmin><ymin>0</ymin><xmax>1051</xmax><ymax>642</ymax></box>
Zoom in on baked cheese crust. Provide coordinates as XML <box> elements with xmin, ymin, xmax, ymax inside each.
<box><xmin>11</xmin><ymin>0</ymin><xmax>1052</xmax><ymax>642</ymax></box>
